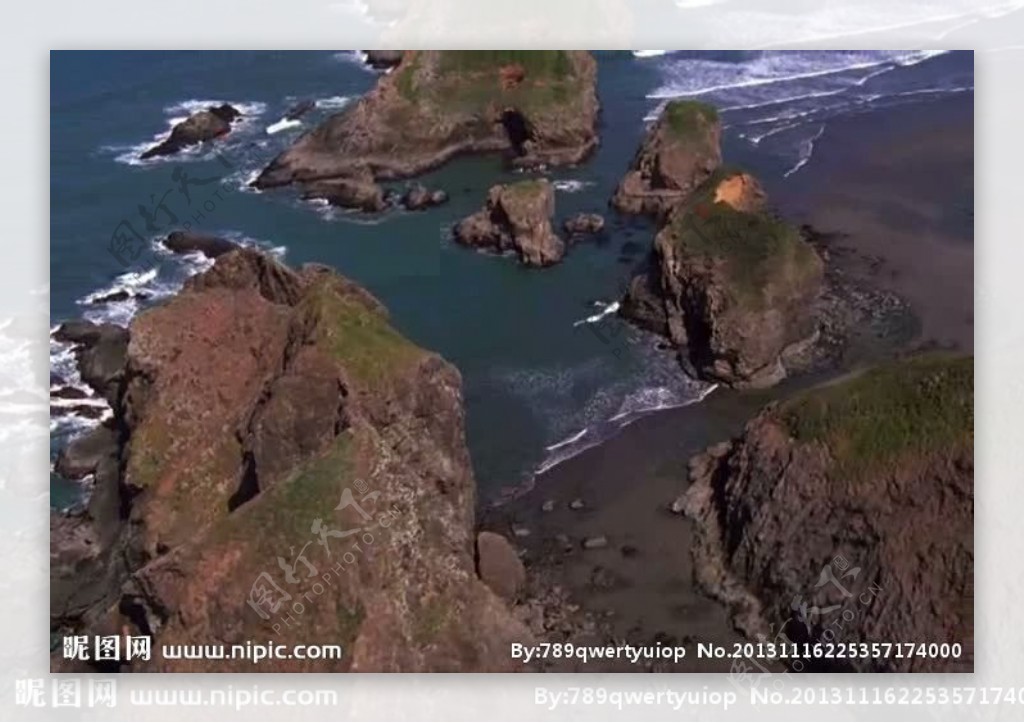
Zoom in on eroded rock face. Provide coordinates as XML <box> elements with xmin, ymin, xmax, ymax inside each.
<box><xmin>300</xmin><ymin>167</ymin><xmax>388</xmax><ymax>212</ymax></box>
<box><xmin>681</xmin><ymin>355</ymin><xmax>974</xmax><ymax>672</ymax></box>
<box><xmin>454</xmin><ymin>180</ymin><xmax>565</xmax><ymax>267</ymax></box>
<box><xmin>255</xmin><ymin>51</ymin><xmax>599</xmax><ymax>209</ymax></box>
<box><xmin>620</xmin><ymin>170</ymin><xmax>821</xmax><ymax>387</ymax></box>
<box><xmin>141</xmin><ymin>103</ymin><xmax>241</xmax><ymax>160</ymax></box>
<box><xmin>52</xmin><ymin>248</ymin><xmax>531</xmax><ymax>672</ymax></box>
<box><xmin>611</xmin><ymin>100</ymin><xmax>721</xmax><ymax>218</ymax></box>
<box><xmin>563</xmin><ymin>212</ymin><xmax>605</xmax><ymax>237</ymax></box>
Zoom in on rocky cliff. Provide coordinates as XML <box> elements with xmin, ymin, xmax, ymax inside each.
<box><xmin>611</xmin><ymin>100</ymin><xmax>722</xmax><ymax>218</ymax></box>
<box><xmin>454</xmin><ymin>179</ymin><xmax>565</xmax><ymax>267</ymax></box>
<box><xmin>255</xmin><ymin>51</ymin><xmax>599</xmax><ymax>208</ymax></box>
<box><xmin>621</xmin><ymin>168</ymin><xmax>823</xmax><ymax>387</ymax></box>
<box><xmin>51</xmin><ymin>249</ymin><xmax>531</xmax><ymax>672</ymax></box>
<box><xmin>681</xmin><ymin>354</ymin><xmax>974</xmax><ymax>672</ymax></box>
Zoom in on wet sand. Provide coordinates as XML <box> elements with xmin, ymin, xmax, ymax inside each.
<box><xmin>483</xmin><ymin>93</ymin><xmax>974</xmax><ymax>671</ymax></box>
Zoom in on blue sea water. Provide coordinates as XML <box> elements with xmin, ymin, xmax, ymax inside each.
<box><xmin>48</xmin><ymin>49</ymin><xmax>973</xmax><ymax>508</ymax></box>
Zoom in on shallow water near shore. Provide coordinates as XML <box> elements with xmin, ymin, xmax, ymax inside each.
<box><xmin>50</xmin><ymin>50</ymin><xmax>973</xmax><ymax>509</ymax></box>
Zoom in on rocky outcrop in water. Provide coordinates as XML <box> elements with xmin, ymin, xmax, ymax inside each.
<box><xmin>141</xmin><ymin>103</ymin><xmax>241</xmax><ymax>160</ymax></box>
<box><xmin>620</xmin><ymin>169</ymin><xmax>822</xmax><ymax>387</ymax></box>
<box><xmin>611</xmin><ymin>100</ymin><xmax>721</xmax><ymax>218</ymax></box>
<box><xmin>163</xmin><ymin>230</ymin><xmax>238</xmax><ymax>258</ymax></box>
<box><xmin>563</xmin><ymin>212</ymin><xmax>605</xmax><ymax>237</ymax></box>
<box><xmin>51</xmin><ymin>248</ymin><xmax>531</xmax><ymax>672</ymax></box>
<box><xmin>454</xmin><ymin>180</ymin><xmax>565</xmax><ymax>267</ymax></box>
<box><xmin>254</xmin><ymin>52</ymin><xmax>599</xmax><ymax>211</ymax></box>
<box><xmin>681</xmin><ymin>355</ymin><xmax>974</xmax><ymax>672</ymax></box>
<box><xmin>401</xmin><ymin>184</ymin><xmax>449</xmax><ymax>211</ymax></box>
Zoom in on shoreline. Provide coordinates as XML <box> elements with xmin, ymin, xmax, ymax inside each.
<box><xmin>483</xmin><ymin>91</ymin><xmax>974</xmax><ymax>669</ymax></box>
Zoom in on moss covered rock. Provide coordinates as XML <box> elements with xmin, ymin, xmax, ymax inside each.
<box><xmin>611</xmin><ymin>100</ymin><xmax>722</xmax><ymax>217</ymax></box>
<box><xmin>255</xmin><ymin>51</ymin><xmax>599</xmax><ymax>208</ymax></box>
<box><xmin>621</xmin><ymin>169</ymin><xmax>822</xmax><ymax>387</ymax></box>
<box><xmin>681</xmin><ymin>354</ymin><xmax>973</xmax><ymax>672</ymax></box>
<box><xmin>52</xmin><ymin>249</ymin><xmax>532</xmax><ymax>672</ymax></box>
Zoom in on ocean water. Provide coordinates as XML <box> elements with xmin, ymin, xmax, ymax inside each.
<box><xmin>49</xmin><ymin>50</ymin><xmax>973</xmax><ymax>508</ymax></box>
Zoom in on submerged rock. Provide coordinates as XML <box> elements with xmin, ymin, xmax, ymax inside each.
<box><xmin>454</xmin><ymin>179</ymin><xmax>565</xmax><ymax>267</ymax></box>
<box><xmin>256</xmin><ymin>51</ymin><xmax>599</xmax><ymax>190</ymax></box>
<box><xmin>682</xmin><ymin>355</ymin><xmax>974</xmax><ymax>672</ymax></box>
<box><xmin>141</xmin><ymin>103</ymin><xmax>241</xmax><ymax>159</ymax></box>
<box><xmin>611</xmin><ymin>100</ymin><xmax>721</xmax><ymax>218</ymax></box>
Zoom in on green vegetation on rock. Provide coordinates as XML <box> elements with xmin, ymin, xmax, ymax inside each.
<box><xmin>300</xmin><ymin>279</ymin><xmax>423</xmax><ymax>385</ymax></box>
<box><xmin>667</xmin><ymin>201</ymin><xmax>818</xmax><ymax>306</ymax></box>
<box><xmin>663</xmin><ymin>100</ymin><xmax>719</xmax><ymax>141</ymax></box>
<box><xmin>782</xmin><ymin>354</ymin><xmax>974</xmax><ymax>477</ymax></box>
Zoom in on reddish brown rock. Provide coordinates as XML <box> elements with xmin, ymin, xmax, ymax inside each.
<box><xmin>681</xmin><ymin>355</ymin><xmax>973</xmax><ymax>672</ymax></box>
<box><xmin>476</xmin><ymin>531</ymin><xmax>526</xmax><ymax>602</ymax></box>
<box><xmin>52</xmin><ymin>248</ymin><xmax>532</xmax><ymax>672</ymax></box>
<box><xmin>141</xmin><ymin>103</ymin><xmax>241</xmax><ymax>160</ymax></box>
<box><xmin>620</xmin><ymin>170</ymin><xmax>821</xmax><ymax>387</ymax></box>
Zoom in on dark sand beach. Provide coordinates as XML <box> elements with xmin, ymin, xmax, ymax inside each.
<box><xmin>484</xmin><ymin>92</ymin><xmax>975</xmax><ymax>669</ymax></box>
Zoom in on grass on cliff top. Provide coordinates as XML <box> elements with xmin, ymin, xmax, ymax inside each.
<box><xmin>396</xmin><ymin>50</ymin><xmax>581</xmax><ymax>114</ymax></box>
<box><xmin>668</xmin><ymin>201</ymin><xmax>818</xmax><ymax>306</ymax></box>
<box><xmin>301</xmin><ymin>279</ymin><xmax>423</xmax><ymax>386</ymax></box>
<box><xmin>438</xmin><ymin>50</ymin><xmax>574</xmax><ymax>78</ymax></box>
<box><xmin>663</xmin><ymin>100</ymin><xmax>719</xmax><ymax>141</ymax></box>
<box><xmin>781</xmin><ymin>354</ymin><xmax>974</xmax><ymax>477</ymax></box>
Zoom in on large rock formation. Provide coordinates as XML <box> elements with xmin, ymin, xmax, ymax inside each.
<box><xmin>141</xmin><ymin>103</ymin><xmax>241</xmax><ymax>160</ymax></box>
<box><xmin>454</xmin><ymin>180</ymin><xmax>565</xmax><ymax>267</ymax></box>
<box><xmin>682</xmin><ymin>355</ymin><xmax>974</xmax><ymax>672</ymax></box>
<box><xmin>611</xmin><ymin>100</ymin><xmax>722</xmax><ymax>218</ymax></box>
<box><xmin>620</xmin><ymin>169</ymin><xmax>822</xmax><ymax>387</ymax></box>
<box><xmin>254</xmin><ymin>51</ymin><xmax>599</xmax><ymax>209</ymax></box>
<box><xmin>51</xmin><ymin>248</ymin><xmax>531</xmax><ymax>672</ymax></box>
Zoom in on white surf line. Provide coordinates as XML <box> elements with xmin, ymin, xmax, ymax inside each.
<box><xmin>783</xmin><ymin>124</ymin><xmax>826</xmax><ymax>178</ymax></box>
<box><xmin>572</xmin><ymin>301</ymin><xmax>621</xmax><ymax>327</ymax></box>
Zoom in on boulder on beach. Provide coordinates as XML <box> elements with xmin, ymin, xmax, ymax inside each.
<box><xmin>611</xmin><ymin>100</ymin><xmax>722</xmax><ymax>218</ymax></box>
<box><xmin>476</xmin><ymin>531</ymin><xmax>526</xmax><ymax>602</ymax></box>
<box><xmin>255</xmin><ymin>51</ymin><xmax>599</xmax><ymax>193</ymax></box>
<box><xmin>141</xmin><ymin>103</ymin><xmax>241</xmax><ymax>160</ymax></box>
<box><xmin>682</xmin><ymin>354</ymin><xmax>974</xmax><ymax>672</ymax></box>
<box><xmin>454</xmin><ymin>179</ymin><xmax>565</xmax><ymax>267</ymax></box>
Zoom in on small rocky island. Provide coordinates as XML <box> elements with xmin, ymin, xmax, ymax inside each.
<box><xmin>141</xmin><ymin>103</ymin><xmax>241</xmax><ymax>160</ymax></box>
<box><xmin>455</xmin><ymin>179</ymin><xmax>566</xmax><ymax>267</ymax></box>
<box><xmin>255</xmin><ymin>51</ymin><xmax>600</xmax><ymax>209</ymax></box>
<box><xmin>682</xmin><ymin>354</ymin><xmax>973</xmax><ymax>671</ymax></box>
<box><xmin>612</xmin><ymin>100</ymin><xmax>722</xmax><ymax>218</ymax></box>
<box><xmin>51</xmin><ymin>249</ymin><xmax>533</xmax><ymax>672</ymax></box>
<box><xmin>617</xmin><ymin>101</ymin><xmax>824</xmax><ymax>387</ymax></box>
